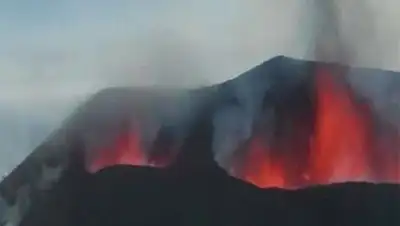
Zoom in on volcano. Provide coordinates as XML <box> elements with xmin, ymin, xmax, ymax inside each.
<box><xmin>0</xmin><ymin>56</ymin><xmax>399</xmax><ymax>226</ymax></box>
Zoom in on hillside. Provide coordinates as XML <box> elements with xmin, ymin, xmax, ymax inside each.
<box><xmin>1</xmin><ymin>56</ymin><xmax>400</xmax><ymax>226</ymax></box>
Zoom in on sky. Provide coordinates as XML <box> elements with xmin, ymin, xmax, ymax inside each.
<box><xmin>0</xmin><ymin>0</ymin><xmax>399</xmax><ymax>175</ymax></box>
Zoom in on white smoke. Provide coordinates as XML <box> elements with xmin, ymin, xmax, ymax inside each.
<box><xmin>312</xmin><ymin>0</ymin><xmax>400</xmax><ymax>129</ymax></box>
<box><xmin>310</xmin><ymin>0</ymin><xmax>400</xmax><ymax>70</ymax></box>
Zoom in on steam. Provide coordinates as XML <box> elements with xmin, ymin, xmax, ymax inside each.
<box><xmin>310</xmin><ymin>0</ymin><xmax>400</xmax><ymax>69</ymax></box>
<box><xmin>310</xmin><ymin>0</ymin><xmax>400</xmax><ymax>128</ymax></box>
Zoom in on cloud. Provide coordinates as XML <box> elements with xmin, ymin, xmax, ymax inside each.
<box><xmin>311</xmin><ymin>0</ymin><xmax>400</xmax><ymax>69</ymax></box>
<box><xmin>0</xmin><ymin>0</ymin><xmax>314</xmax><ymax>104</ymax></box>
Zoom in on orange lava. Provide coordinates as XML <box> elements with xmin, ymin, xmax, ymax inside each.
<box><xmin>309</xmin><ymin>67</ymin><xmax>371</xmax><ymax>183</ymax></box>
<box><xmin>239</xmin><ymin>67</ymin><xmax>399</xmax><ymax>188</ymax></box>
<box><xmin>87</xmin><ymin>66</ymin><xmax>399</xmax><ymax>188</ymax></box>
<box><xmin>88</xmin><ymin>130</ymin><xmax>147</xmax><ymax>173</ymax></box>
<box><xmin>241</xmin><ymin>137</ymin><xmax>286</xmax><ymax>188</ymax></box>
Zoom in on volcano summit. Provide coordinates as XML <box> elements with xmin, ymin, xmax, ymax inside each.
<box><xmin>0</xmin><ymin>56</ymin><xmax>399</xmax><ymax>226</ymax></box>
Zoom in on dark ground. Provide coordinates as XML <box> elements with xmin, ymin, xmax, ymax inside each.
<box><xmin>21</xmin><ymin>164</ymin><xmax>400</xmax><ymax>226</ymax></box>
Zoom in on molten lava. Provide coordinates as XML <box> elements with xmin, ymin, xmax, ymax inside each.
<box><xmin>88</xmin><ymin>130</ymin><xmax>146</xmax><ymax>173</ymax></box>
<box><xmin>87</xmin><ymin>67</ymin><xmax>399</xmax><ymax>188</ymax></box>
<box><xmin>241</xmin><ymin>137</ymin><xmax>286</xmax><ymax>188</ymax></box>
<box><xmin>309</xmin><ymin>67</ymin><xmax>372</xmax><ymax>183</ymax></box>
<box><xmin>238</xmin><ymin>67</ymin><xmax>399</xmax><ymax>188</ymax></box>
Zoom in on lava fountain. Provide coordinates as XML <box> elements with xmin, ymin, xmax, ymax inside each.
<box><xmin>309</xmin><ymin>67</ymin><xmax>372</xmax><ymax>184</ymax></box>
<box><xmin>86</xmin><ymin>65</ymin><xmax>399</xmax><ymax>189</ymax></box>
<box><xmin>88</xmin><ymin>129</ymin><xmax>146</xmax><ymax>173</ymax></box>
<box><xmin>236</xmin><ymin>66</ymin><xmax>399</xmax><ymax>188</ymax></box>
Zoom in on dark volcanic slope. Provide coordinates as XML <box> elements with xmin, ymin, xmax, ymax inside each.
<box><xmin>86</xmin><ymin>166</ymin><xmax>400</xmax><ymax>226</ymax></box>
<box><xmin>20</xmin><ymin>165</ymin><xmax>400</xmax><ymax>226</ymax></box>
<box><xmin>19</xmin><ymin>95</ymin><xmax>400</xmax><ymax>226</ymax></box>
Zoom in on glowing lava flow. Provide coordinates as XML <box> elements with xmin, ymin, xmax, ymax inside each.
<box><xmin>309</xmin><ymin>67</ymin><xmax>372</xmax><ymax>184</ymax></box>
<box><xmin>241</xmin><ymin>137</ymin><xmax>286</xmax><ymax>188</ymax></box>
<box><xmin>238</xmin><ymin>68</ymin><xmax>399</xmax><ymax>188</ymax></box>
<box><xmin>86</xmin><ymin>67</ymin><xmax>399</xmax><ymax>188</ymax></box>
<box><xmin>88</xmin><ymin>131</ymin><xmax>147</xmax><ymax>173</ymax></box>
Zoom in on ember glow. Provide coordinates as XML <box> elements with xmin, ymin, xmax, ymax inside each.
<box><xmin>309</xmin><ymin>67</ymin><xmax>372</xmax><ymax>183</ymax></box>
<box><xmin>88</xmin><ymin>130</ymin><xmax>147</xmax><ymax>173</ymax></box>
<box><xmin>240</xmin><ymin>137</ymin><xmax>286</xmax><ymax>188</ymax></box>
<box><xmin>87</xmin><ymin>67</ymin><xmax>399</xmax><ymax>188</ymax></box>
<box><xmin>236</xmin><ymin>67</ymin><xmax>400</xmax><ymax>188</ymax></box>
<box><xmin>88</xmin><ymin>127</ymin><xmax>174</xmax><ymax>173</ymax></box>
